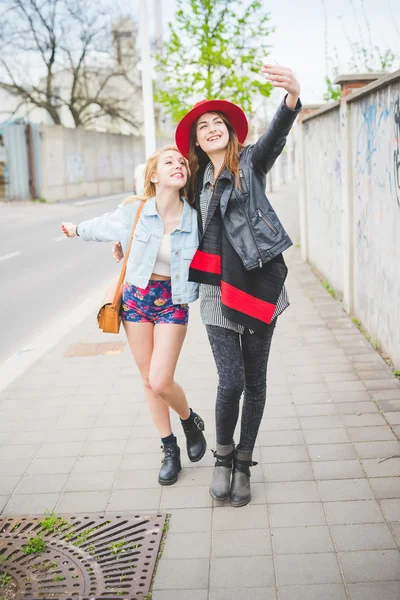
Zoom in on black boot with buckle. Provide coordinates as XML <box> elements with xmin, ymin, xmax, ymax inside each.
<box><xmin>180</xmin><ymin>409</ymin><xmax>207</xmax><ymax>462</ymax></box>
<box><xmin>158</xmin><ymin>438</ymin><xmax>181</xmax><ymax>485</ymax></box>
<box><xmin>230</xmin><ymin>448</ymin><xmax>258</xmax><ymax>507</ymax></box>
<box><xmin>209</xmin><ymin>442</ymin><xmax>235</xmax><ymax>501</ymax></box>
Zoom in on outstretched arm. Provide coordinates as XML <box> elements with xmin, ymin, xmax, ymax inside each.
<box><xmin>61</xmin><ymin>202</ymin><xmax>136</xmax><ymax>243</ymax></box>
<box><xmin>250</xmin><ymin>64</ymin><xmax>301</xmax><ymax>175</ymax></box>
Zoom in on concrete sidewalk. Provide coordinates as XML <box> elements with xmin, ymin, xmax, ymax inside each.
<box><xmin>0</xmin><ymin>181</ymin><xmax>399</xmax><ymax>599</ymax></box>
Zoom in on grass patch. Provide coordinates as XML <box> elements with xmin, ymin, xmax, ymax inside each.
<box><xmin>31</xmin><ymin>561</ymin><xmax>57</xmax><ymax>574</ymax></box>
<box><xmin>64</xmin><ymin>520</ymin><xmax>111</xmax><ymax>544</ymax></box>
<box><xmin>33</xmin><ymin>197</ymin><xmax>47</xmax><ymax>203</ymax></box>
<box><xmin>0</xmin><ymin>572</ymin><xmax>11</xmax><ymax>586</ymax></box>
<box><xmin>372</xmin><ymin>339</ymin><xmax>380</xmax><ymax>351</ymax></box>
<box><xmin>39</xmin><ymin>510</ymin><xmax>71</xmax><ymax>534</ymax></box>
<box><xmin>352</xmin><ymin>317</ymin><xmax>371</xmax><ymax>342</ymax></box>
<box><xmin>352</xmin><ymin>318</ymin><xmax>381</xmax><ymax>351</ymax></box>
<box><xmin>142</xmin><ymin>515</ymin><xmax>171</xmax><ymax>600</ymax></box>
<box><xmin>394</xmin><ymin>370</ymin><xmax>400</xmax><ymax>378</ymax></box>
<box><xmin>322</xmin><ymin>280</ymin><xmax>336</xmax><ymax>299</ymax></box>
<box><xmin>22</xmin><ymin>534</ymin><xmax>46</xmax><ymax>555</ymax></box>
<box><xmin>0</xmin><ymin>571</ymin><xmax>17</xmax><ymax>600</ymax></box>
<box><xmin>109</xmin><ymin>540</ymin><xmax>126</xmax><ymax>560</ymax></box>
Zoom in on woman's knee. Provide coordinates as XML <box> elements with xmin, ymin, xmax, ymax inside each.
<box><xmin>218</xmin><ymin>376</ymin><xmax>244</xmax><ymax>399</ymax></box>
<box><xmin>148</xmin><ymin>373</ymin><xmax>173</xmax><ymax>396</ymax></box>
<box><xmin>142</xmin><ymin>375</ymin><xmax>153</xmax><ymax>392</ymax></box>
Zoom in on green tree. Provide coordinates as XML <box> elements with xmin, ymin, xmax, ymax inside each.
<box><xmin>155</xmin><ymin>0</ymin><xmax>273</xmax><ymax>123</ymax></box>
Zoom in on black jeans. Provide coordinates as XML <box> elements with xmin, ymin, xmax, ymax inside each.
<box><xmin>206</xmin><ymin>321</ymin><xmax>276</xmax><ymax>452</ymax></box>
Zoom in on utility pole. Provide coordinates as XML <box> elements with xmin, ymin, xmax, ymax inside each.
<box><xmin>154</xmin><ymin>0</ymin><xmax>163</xmax><ymax>55</ymax></box>
<box><xmin>139</xmin><ymin>0</ymin><xmax>156</xmax><ymax>157</ymax></box>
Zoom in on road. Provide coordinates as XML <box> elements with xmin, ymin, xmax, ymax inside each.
<box><xmin>0</xmin><ymin>195</ymin><xmax>127</xmax><ymax>367</ymax></box>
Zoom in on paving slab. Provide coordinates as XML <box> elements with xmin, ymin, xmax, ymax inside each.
<box><xmin>272</xmin><ymin>525</ymin><xmax>334</xmax><ymax>554</ymax></box>
<box><xmin>210</xmin><ymin>555</ymin><xmax>275</xmax><ymax>588</ymax></box>
<box><xmin>331</xmin><ymin>522</ymin><xmax>398</xmax><ymax>551</ymax></box>
<box><xmin>278</xmin><ymin>584</ymin><xmax>347</xmax><ymax>600</ymax></box>
<box><xmin>275</xmin><ymin>553</ymin><xmax>342</xmax><ymax>585</ymax></box>
<box><xmin>324</xmin><ymin>500</ymin><xmax>385</xmax><ymax>525</ymax></box>
<box><xmin>347</xmin><ymin>582</ymin><xmax>400</xmax><ymax>600</ymax></box>
<box><xmin>339</xmin><ymin>549</ymin><xmax>400</xmax><ymax>582</ymax></box>
<box><xmin>209</xmin><ymin>589</ymin><xmax>276</xmax><ymax>600</ymax></box>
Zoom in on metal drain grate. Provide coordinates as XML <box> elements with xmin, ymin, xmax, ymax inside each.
<box><xmin>0</xmin><ymin>512</ymin><xmax>166</xmax><ymax>599</ymax></box>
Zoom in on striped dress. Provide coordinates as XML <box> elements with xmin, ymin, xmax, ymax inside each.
<box><xmin>199</xmin><ymin>162</ymin><xmax>289</xmax><ymax>333</ymax></box>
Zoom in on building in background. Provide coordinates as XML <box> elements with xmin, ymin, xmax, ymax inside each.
<box><xmin>0</xmin><ymin>18</ymin><xmax>143</xmax><ymax>135</ymax></box>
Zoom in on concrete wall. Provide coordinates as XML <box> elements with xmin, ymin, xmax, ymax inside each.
<box><xmin>299</xmin><ymin>71</ymin><xmax>400</xmax><ymax>368</ymax></box>
<box><xmin>266</xmin><ymin>131</ymin><xmax>297</xmax><ymax>193</ymax></box>
<box><xmin>39</xmin><ymin>125</ymin><xmax>146</xmax><ymax>202</ymax></box>
<box><xmin>351</xmin><ymin>82</ymin><xmax>400</xmax><ymax>365</ymax></box>
<box><xmin>303</xmin><ymin>107</ymin><xmax>343</xmax><ymax>293</ymax></box>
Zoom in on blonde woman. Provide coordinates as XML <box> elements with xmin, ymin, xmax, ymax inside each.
<box><xmin>61</xmin><ymin>146</ymin><xmax>206</xmax><ymax>485</ymax></box>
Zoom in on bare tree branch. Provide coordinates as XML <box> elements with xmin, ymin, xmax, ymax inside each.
<box><xmin>0</xmin><ymin>0</ymin><xmax>140</xmax><ymax>130</ymax></box>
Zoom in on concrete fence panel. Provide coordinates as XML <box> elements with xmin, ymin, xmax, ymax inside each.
<box><xmin>350</xmin><ymin>81</ymin><xmax>400</xmax><ymax>366</ymax></box>
<box><xmin>303</xmin><ymin>107</ymin><xmax>343</xmax><ymax>294</ymax></box>
<box><xmin>300</xmin><ymin>71</ymin><xmax>400</xmax><ymax>368</ymax></box>
<box><xmin>39</xmin><ymin>125</ymin><xmax>146</xmax><ymax>202</ymax></box>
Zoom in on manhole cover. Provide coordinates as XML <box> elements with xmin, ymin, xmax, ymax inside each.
<box><xmin>64</xmin><ymin>343</ymin><xmax>125</xmax><ymax>357</ymax></box>
<box><xmin>0</xmin><ymin>512</ymin><xmax>166</xmax><ymax>599</ymax></box>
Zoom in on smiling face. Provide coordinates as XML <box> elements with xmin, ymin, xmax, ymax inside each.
<box><xmin>195</xmin><ymin>112</ymin><xmax>230</xmax><ymax>155</ymax></box>
<box><xmin>152</xmin><ymin>149</ymin><xmax>188</xmax><ymax>189</ymax></box>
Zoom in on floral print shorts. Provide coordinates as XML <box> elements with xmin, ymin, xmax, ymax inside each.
<box><xmin>121</xmin><ymin>280</ymin><xmax>189</xmax><ymax>325</ymax></box>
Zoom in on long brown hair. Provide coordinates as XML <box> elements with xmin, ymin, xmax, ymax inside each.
<box><xmin>187</xmin><ymin>111</ymin><xmax>245</xmax><ymax>202</ymax></box>
<box><xmin>123</xmin><ymin>145</ymin><xmax>190</xmax><ymax>205</ymax></box>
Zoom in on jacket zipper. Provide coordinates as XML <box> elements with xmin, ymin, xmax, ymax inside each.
<box><xmin>257</xmin><ymin>208</ymin><xmax>278</xmax><ymax>234</ymax></box>
<box><xmin>238</xmin><ymin>169</ymin><xmax>263</xmax><ymax>268</ymax></box>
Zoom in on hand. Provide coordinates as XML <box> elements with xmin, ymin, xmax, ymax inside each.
<box><xmin>61</xmin><ymin>222</ymin><xmax>77</xmax><ymax>237</ymax></box>
<box><xmin>112</xmin><ymin>242</ymin><xmax>124</xmax><ymax>262</ymax></box>
<box><xmin>261</xmin><ymin>63</ymin><xmax>300</xmax><ymax>107</ymax></box>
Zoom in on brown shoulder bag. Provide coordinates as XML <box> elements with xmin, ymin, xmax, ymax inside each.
<box><xmin>97</xmin><ymin>200</ymin><xmax>145</xmax><ymax>334</ymax></box>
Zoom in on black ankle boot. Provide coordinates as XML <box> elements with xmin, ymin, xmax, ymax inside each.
<box><xmin>230</xmin><ymin>449</ymin><xmax>258</xmax><ymax>507</ymax></box>
<box><xmin>209</xmin><ymin>443</ymin><xmax>235</xmax><ymax>501</ymax></box>
<box><xmin>158</xmin><ymin>441</ymin><xmax>181</xmax><ymax>485</ymax></box>
<box><xmin>181</xmin><ymin>411</ymin><xmax>207</xmax><ymax>462</ymax></box>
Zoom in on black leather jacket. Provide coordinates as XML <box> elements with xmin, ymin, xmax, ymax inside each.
<box><xmin>202</xmin><ymin>96</ymin><xmax>301</xmax><ymax>271</ymax></box>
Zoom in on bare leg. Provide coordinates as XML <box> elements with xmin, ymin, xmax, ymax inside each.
<box><xmin>123</xmin><ymin>321</ymin><xmax>172</xmax><ymax>438</ymax></box>
<box><xmin>148</xmin><ymin>324</ymin><xmax>190</xmax><ymax>420</ymax></box>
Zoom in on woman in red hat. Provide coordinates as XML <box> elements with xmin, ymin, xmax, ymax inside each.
<box><xmin>174</xmin><ymin>63</ymin><xmax>301</xmax><ymax>507</ymax></box>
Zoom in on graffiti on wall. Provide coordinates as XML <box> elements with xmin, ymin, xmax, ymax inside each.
<box><xmin>354</xmin><ymin>97</ymin><xmax>393</xmax><ymax>255</ymax></box>
<box><xmin>394</xmin><ymin>97</ymin><xmax>400</xmax><ymax>208</ymax></box>
<box><xmin>356</xmin><ymin>99</ymin><xmax>389</xmax><ymax>179</ymax></box>
<box><xmin>334</xmin><ymin>150</ymin><xmax>342</xmax><ymax>184</ymax></box>
<box><xmin>66</xmin><ymin>152</ymin><xmax>85</xmax><ymax>183</ymax></box>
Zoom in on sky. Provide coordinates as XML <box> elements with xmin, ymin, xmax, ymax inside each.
<box><xmin>129</xmin><ymin>0</ymin><xmax>400</xmax><ymax>106</ymax></box>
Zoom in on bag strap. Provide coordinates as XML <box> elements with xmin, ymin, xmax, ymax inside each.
<box><xmin>111</xmin><ymin>200</ymin><xmax>145</xmax><ymax>309</ymax></box>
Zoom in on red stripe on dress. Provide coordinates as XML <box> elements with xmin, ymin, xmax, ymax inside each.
<box><xmin>221</xmin><ymin>281</ymin><xmax>276</xmax><ymax>324</ymax></box>
<box><xmin>190</xmin><ymin>250</ymin><xmax>221</xmax><ymax>274</ymax></box>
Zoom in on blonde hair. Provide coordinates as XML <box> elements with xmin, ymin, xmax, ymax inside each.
<box><xmin>122</xmin><ymin>145</ymin><xmax>190</xmax><ymax>206</ymax></box>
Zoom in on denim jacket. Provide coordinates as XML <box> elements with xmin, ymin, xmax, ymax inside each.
<box><xmin>77</xmin><ymin>196</ymin><xmax>199</xmax><ymax>304</ymax></box>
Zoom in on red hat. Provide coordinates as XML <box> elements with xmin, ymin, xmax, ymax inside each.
<box><xmin>175</xmin><ymin>99</ymin><xmax>248</xmax><ymax>158</ymax></box>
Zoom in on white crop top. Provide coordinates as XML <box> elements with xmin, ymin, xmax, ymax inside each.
<box><xmin>153</xmin><ymin>234</ymin><xmax>171</xmax><ymax>276</ymax></box>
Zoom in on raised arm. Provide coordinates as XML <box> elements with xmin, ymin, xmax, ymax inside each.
<box><xmin>250</xmin><ymin>64</ymin><xmax>301</xmax><ymax>175</ymax></box>
<box><xmin>61</xmin><ymin>201</ymin><xmax>138</xmax><ymax>243</ymax></box>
